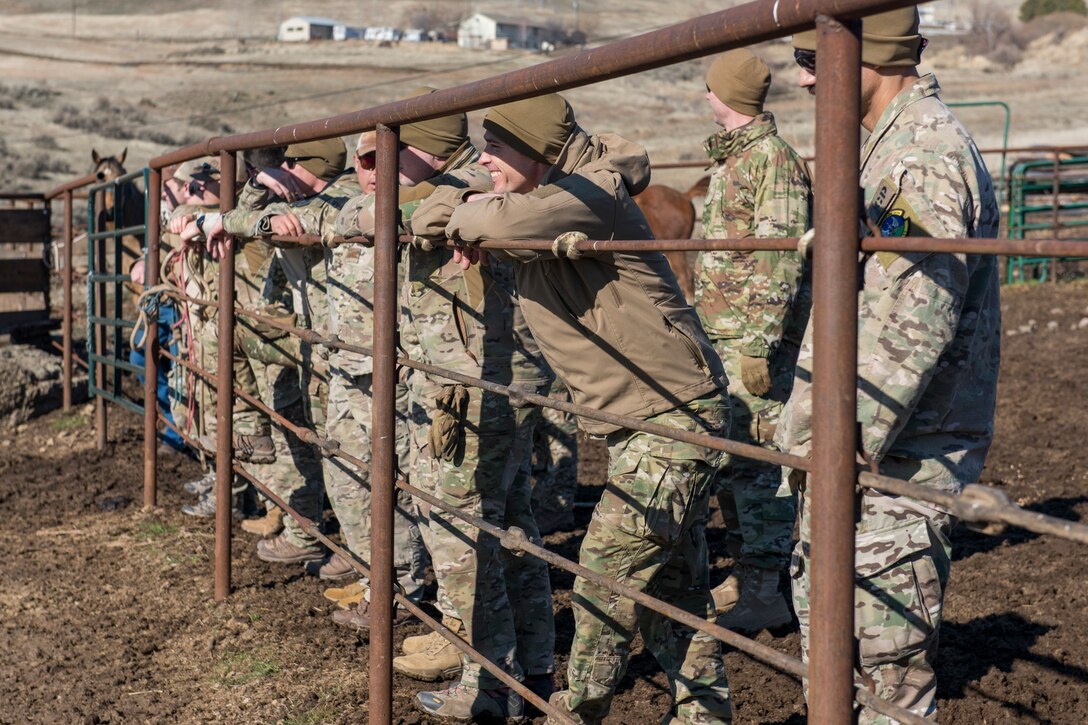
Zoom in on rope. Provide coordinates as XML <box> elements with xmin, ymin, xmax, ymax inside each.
<box><xmin>129</xmin><ymin>284</ymin><xmax>175</xmax><ymax>350</ymax></box>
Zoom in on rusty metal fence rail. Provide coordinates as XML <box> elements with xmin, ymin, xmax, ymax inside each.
<box><xmin>33</xmin><ymin>1</ymin><xmax>1088</xmax><ymax>723</ymax></box>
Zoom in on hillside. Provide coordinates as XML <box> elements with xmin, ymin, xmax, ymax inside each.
<box><xmin>0</xmin><ymin>1</ymin><xmax>1085</xmax><ymax>193</ymax></box>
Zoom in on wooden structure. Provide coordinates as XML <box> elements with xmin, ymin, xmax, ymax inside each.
<box><xmin>0</xmin><ymin>194</ymin><xmax>53</xmax><ymax>341</ymax></box>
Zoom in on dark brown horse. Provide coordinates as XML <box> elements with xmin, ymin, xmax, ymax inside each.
<box><xmin>633</xmin><ymin>176</ymin><xmax>709</xmax><ymax>303</ymax></box>
<box><xmin>91</xmin><ymin>147</ymin><xmax>145</xmax><ymax>266</ymax></box>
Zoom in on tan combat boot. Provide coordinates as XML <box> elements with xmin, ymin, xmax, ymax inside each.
<box><xmin>711</xmin><ymin>572</ymin><xmax>740</xmax><ymax>613</ymax></box>
<box><xmin>394</xmin><ymin>617</ymin><xmax>465</xmax><ymax>681</ymax></box>
<box><xmin>415</xmin><ymin>684</ymin><xmax>523</xmax><ymax>721</ymax></box>
<box><xmin>715</xmin><ymin>565</ymin><xmax>792</xmax><ymax>633</ymax></box>
<box><xmin>323</xmin><ymin>579</ymin><xmax>366</xmax><ymax>606</ymax></box>
<box><xmin>241</xmin><ymin>508</ymin><xmax>284</xmax><ymax>537</ymax></box>
<box><xmin>402</xmin><ymin>615</ymin><xmax>463</xmax><ymax>655</ymax></box>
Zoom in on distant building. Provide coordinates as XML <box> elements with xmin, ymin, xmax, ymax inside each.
<box><xmin>277</xmin><ymin>16</ymin><xmax>362</xmax><ymax>42</ymax></box>
<box><xmin>364</xmin><ymin>26</ymin><xmax>402</xmax><ymax>42</ymax></box>
<box><xmin>920</xmin><ymin>1</ymin><xmax>964</xmax><ymax>34</ymax></box>
<box><xmin>457</xmin><ymin>12</ymin><xmax>560</xmax><ymax>50</ymax></box>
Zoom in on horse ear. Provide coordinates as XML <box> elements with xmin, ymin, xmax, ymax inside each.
<box><xmin>119</xmin><ymin>147</ymin><xmax>127</xmax><ymax>164</ymax></box>
<box><xmin>92</xmin><ymin>149</ymin><xmax>101</xmax><ymax>165</ymax></box>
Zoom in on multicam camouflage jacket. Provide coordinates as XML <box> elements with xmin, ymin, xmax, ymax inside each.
<box><xmin>693</xmin><ymin>113</ymin><xmax>812</xmax><ymax>357</ymax></box>
<box><xmin>335</xmin><ymin>143</ymin><xmax>551</xmax><ymax>387</ymax></box>
<box><xmin>776</xmin><ymin>73</ymin><xmax>1001</xmax><ymax>494</ymax></box>
<box><xmin>222</xmin><ymin>171</ymin><xmax>361</xmax><ymax>334</ymax></box>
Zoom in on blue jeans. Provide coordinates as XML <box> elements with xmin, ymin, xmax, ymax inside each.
<box><xmin>131</xmin><ymin>303</ymin><xmax>185</xmax><ymax>451</ymax></box>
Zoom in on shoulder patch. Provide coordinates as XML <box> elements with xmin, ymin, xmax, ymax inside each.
<box><xmin>866</xmin><ymin>174</ymin><xmax>903</xmax><ymax>226</ymax></box>
<box><xmin>879</xmin><ymin>209</ymin><xmax>909</xmax><ymax>237</ymax></box>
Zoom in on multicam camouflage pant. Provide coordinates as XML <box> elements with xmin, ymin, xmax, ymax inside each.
<box><xmin>552</xmin><ymin>394</ymin><xmax>734</xmax><ymax>725</ymax></box>
<box><xmin>791</xmin><ymin>479</ymin><xmax>952</xmax><ymax>724</ymax></box>
<box><xmin>243</xmin><ymin>361</ymin><xmax>325</xmax><ymax>547</ymax></box>
<box><xmin>419</xmin><ymin>382</ymin><xmax>555</xmax><ymax>689</ymax></box>
<box><xmin>323</xmin><ymin>365</ymin><xmax>426</xmax><ymax>600</ymax></box>
<box><xmin>712</xmin><ymin>340</ymin><xmax>798</xmax><ymax>571</ymax></box>
<box><xmin>233</xmin><ymin>312</ymin><xmax>301</xmax><ymax>437</ymax></box>
<box><xmin>191</xmin><ymin>307</ymin><xmax>265</xmax><ymax>443</ymax></box>
<box><xmin>531</xmin><ymin>378</ymin><xmax>579</xmax><ymax>533</ymax></box>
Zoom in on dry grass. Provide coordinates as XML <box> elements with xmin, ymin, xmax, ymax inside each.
<box><xmin>0</xmin><ymin>2</ymin><xmax>1086</xmax><ymax>192</ymax></box>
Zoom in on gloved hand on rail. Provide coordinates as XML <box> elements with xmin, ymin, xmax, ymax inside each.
<box><xmin>740</xmin><ymin>354</ymin><xmax>773</xmax><ymax>397</ymax></box>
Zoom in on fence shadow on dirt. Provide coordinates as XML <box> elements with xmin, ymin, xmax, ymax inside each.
<box><xmin>952</xmin><ymin>495</ymin><xmax>1088</xmax><ymax>562</ymax></box>
<box><xmin>939</xmin><ymin>611</ymin><xmax>1088</xmax><ymax>711</ymax></box>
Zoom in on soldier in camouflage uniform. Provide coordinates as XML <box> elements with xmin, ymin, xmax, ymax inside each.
<box><xmin>335</xmin><ymin>92</ymin><xmax>557</xmax><ymax>720</ymax></box>
<box><xmin>166</xmin><ymin>160</ymin><xmax>272</xmax><ymax>515</ymax></box>
<box><xmin>785</xmin><ymin>9</ymin><xmax>1001</xmax><ymax>722</ymax></box>
<box><xmin>252</xmin><ymin>131</ymin><xmax>429</xmax><ymax>613</ymax></box>
<box><xmin>414</xmin><ymin>93</ymin><xmax>733</xmax><ymax>725</ymax></box>
<box><xmin>692</xmin><ymin>49</ymin><xmax>812</xmax><ymax>631</ymax></box>
<box><xmin>183</xmin><ymin>141</ymin><xmax>353</xmax><ymax>561</ymax></box>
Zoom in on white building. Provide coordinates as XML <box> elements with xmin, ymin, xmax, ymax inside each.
<box><xmin>277</xmin><ymin>16</ymin><xmax>362</xmax><ymax>42</ymax></box>
<box><xmin>364</xmin><ymin>26</ymin><xmax>402</xmax><ymax>42</ymax></box>
<box><xmin>457</xmin><ymin>12</ymin><xmax>559</xmax><ymax>50</ymax></box>
<box><xmin>278</xmin><ymin>17</ymin><xmax>336</xmax><ymax>42</ymax></box>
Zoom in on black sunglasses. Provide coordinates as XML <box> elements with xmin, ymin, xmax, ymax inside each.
<box><xmin>794</xmin><ymin>48</ymin><xmax>816</xmax><ymax>74</ymax></box>
<box><xmin>356</xmin><ymin>151</ymin><xmax>376</xmax><ymax>171</ymax></box>
<box><xmin>793</xmin><ymin>37</ymin><xmax>927</xmax><ymax>75</ymax></box>
<box><xmin>283</xmin><ymin>155</ymin><xmax>320</xmax><ymax>169</ymax></box>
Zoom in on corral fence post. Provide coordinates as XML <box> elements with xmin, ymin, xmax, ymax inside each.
<box><xmin>214</xmin><ymin>151</ymin><xmax>238</xmax><ymax>602</ymax></box>
<box><xmin>87</xmin><ymin>189</ymin><xmax>109</xmax><ymax>450</ymax></box>
<box><xmin>808</xmin><ymin>14</ymin><xmax>862</xmax><ymax>725</ymax></box>
<box><xmin>369</xmin><ymin>123</ymin><xmax>400</xmax><ymax>725</ymax></box>
<box><xmin>144</xmin><ymin>168</ymin><xmax>162</xmax><ymax>510</ymax></box>
<box><xmin>62</xmin><ymin>188</ymin><xmax>74</xmax><ymax>412</ymax></box>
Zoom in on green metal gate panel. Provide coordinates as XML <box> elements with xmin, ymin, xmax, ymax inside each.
<box><xmin>86</xmin><ymin>167</ymin><xmax>148</xmax><ymax>415</ymax></box>
<box><xmin>1006</xmin><ymin>155</ymin><xmax>1088</xmax><ymax>283</ymax></box>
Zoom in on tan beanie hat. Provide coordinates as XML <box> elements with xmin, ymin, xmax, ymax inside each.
<box><xmin>482</xmin><ymin>93</ymin><xmax>576</xmax><ymax>165</ymax></box>
<box><xmin>400</xmin><ymin>87</ymin><xmax>469</xmax><ymax>158</ymax></box>
<box><xmin>793</xmin><ymin>7</ymin><xmax>922</xmax><ymax>67</ymax></box>
<box><xmin>284</xmin><ymin>138</ymin><xmax>347</xmax><ymax>182</ymax></box>
<box><xmin>174</xmin><ymin>158</ymin><xmax>220</xmax><ymax>184</ymax></box>
<box><xmin>356</xmin><ymin>130</ymin><xmax>376</xmax><ymax>155</ymax></box>
<box><xmin>706</xmin><ymin>49</ymin><xmax>771</xmax><ymax>117</ymax></box>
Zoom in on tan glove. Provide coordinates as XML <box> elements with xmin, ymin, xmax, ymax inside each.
<box><xmin>429</xmin><ymin>384</ymin><xmax>469</xmax><ymax>462</ymax></box>
<box><xmin>739</xmin><ymin>355</ymin><xmax>772</xmax><ymax>397</ymax></box>
<box><xmin>551</xmin><ymin>231</ymin><xmax>586</xmax><ymax>260</ymax></box>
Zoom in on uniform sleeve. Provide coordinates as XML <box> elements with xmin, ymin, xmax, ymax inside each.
<box><xmin>740</xmin><ymin>152</ymin><xmax>811</xmax><ymax>356</ymax></box>
<box><xmin>333</xmin><ymin>193</ymin><xmax>375</xmax><ymax>241</ymax></box>
<box><xmin>235</xmin><ymin>180</ymin><xmax>273</xmax><ymax>213</ymax></box>
<box><xmin>857</xmin><ymin>157</ymin><xmax>978</xmax><ymax>461</ymax></box>
<box><xmin>444</xmin><ymin>171</ymin><xmax>619</xmax><ymax>263</ymax></box>
<box><xmin>221</xmin><ymin>200</ymin><xmax>291</xmax><ymax>239</ymax></box>
<box><xmin>408</xmin><ymin>186</ymin><xmax>476</xmax><ymax>241</ymax></box>
<box><xmin>345</xmin><ymin>167</ymin><xmax>491</xmax><ymax>241</ymax></box>
<box><xmin>856</xmin><ymin>251</ymin><xmax>968</xmax><ymax>463</ymax></box>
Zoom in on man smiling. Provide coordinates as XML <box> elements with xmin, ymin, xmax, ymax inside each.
<box><xmin>412</xmin><ymin>93</ymin><xmax>734</xmax><ymax>725</ymax></box>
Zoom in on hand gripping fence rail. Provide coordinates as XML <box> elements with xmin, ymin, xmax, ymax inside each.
<box><xmin>34</xmin><ymin>0</ymin><xmax>1088</xmax><ymax>722</ymax></box>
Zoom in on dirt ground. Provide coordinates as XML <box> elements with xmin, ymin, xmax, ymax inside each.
<box><xmin>1</xmin><ymin>280</ymin><xmax>1086</xmax><ymax>724</ymax></box>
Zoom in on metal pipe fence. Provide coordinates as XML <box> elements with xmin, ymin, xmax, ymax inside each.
<box><xmin>29</xmin><ymin>0</ymin><xmax>1088</xmax><ymax>722</ymax></box>
<box><xmin>153</xmin><ymin>299</ymin><xmax>928</xmax><ymax>725</ymax></box>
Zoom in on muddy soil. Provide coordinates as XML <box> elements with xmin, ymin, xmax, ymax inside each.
<box><xmin>2</xmin><ymin>281</ymin><xmax>1088</xmax><ymax>724</ymax></box>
